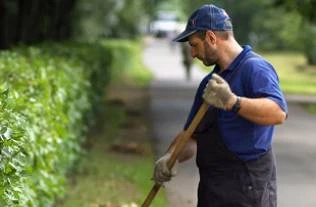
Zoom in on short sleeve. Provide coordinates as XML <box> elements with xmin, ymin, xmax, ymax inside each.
<box><xmin>246</xmin><ymin>59</ymin><xmax>288</xmax><ymax>113</ymax></box>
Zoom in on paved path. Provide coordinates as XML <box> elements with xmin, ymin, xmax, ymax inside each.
<box><xmin>143</xmin><ymin>38</ymin><xmax>203</xmax><ymax>206</ymax></box>
<box><xmin>143</xmin><ymin>38</ymin><xmax>316</xmax><ymax>207</ymax></box>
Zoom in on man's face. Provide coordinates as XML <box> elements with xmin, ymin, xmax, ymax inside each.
<box><xmin>188</xmin><ymin>31</ymin><xmax>217</xmax><ymax>66</ymax></box>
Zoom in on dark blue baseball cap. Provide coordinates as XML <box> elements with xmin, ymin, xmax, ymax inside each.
<box><xmin>173</xmin><ymin>4</ymin><xmax>233</xmax><ymax>42</ymax></box>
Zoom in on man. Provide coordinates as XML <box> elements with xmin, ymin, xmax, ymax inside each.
<box><xmin>181</xmin><ymin>42</ymin><xmax>193</xmax><ymax>81</ymax></box>
<box><xmin>153</xmin><ymin>4</ymin><xmax>288</xmax><ymax>207</ymax></box>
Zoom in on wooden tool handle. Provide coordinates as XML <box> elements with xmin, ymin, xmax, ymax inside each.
<box><xmin>141</xmin><ymin>102</ymin><xmax>209</xmax><ymax>207</ymax></box>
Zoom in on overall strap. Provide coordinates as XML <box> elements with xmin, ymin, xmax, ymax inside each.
<box><xmin>222</xmin><ymin>51</ymin><xmax>259</xmax><ymax>84</ymax></box>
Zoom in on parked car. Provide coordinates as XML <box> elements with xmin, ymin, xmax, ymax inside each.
<box><xmin>150</xmin><ymin>12</ymin><xmax>181</xmax><ymax>38</ymax></box>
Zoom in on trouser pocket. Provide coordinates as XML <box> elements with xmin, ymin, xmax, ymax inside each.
<box><xmin>245</xmin><ymin>151</ymin><xmax>277</xmax><ymax>207</ymax></box>
<box><xmin>198</xmin><ymin>165</ymin><xmax>257</xmax><ymax>207</ymax></box>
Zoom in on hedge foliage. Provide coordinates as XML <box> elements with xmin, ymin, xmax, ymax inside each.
<box><xmin>0</xmin><ymin>40</ymin><xmax>140</xmax><ymax>206</ymax></box>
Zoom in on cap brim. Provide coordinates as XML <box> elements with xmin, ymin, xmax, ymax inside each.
<box><xmin>173</xmin><ymin>29</ymin><xmax>197</xmax><ymax>42</ymax></box>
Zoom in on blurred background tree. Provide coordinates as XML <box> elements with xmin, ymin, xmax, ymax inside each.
<box><xmin>0</xmin><ymin>0</ymin><xmax>77</xmax><ymax>49</ymax></box>
<box><xmin>0</xmin><ymin>0</ymin><xmax>315</xmax><ymax>65</ymax></box>
<box><xmin>174</xmin><ymin>0</ymin><xmax>316</xmax><ymax>65</ymax></box>
<box><xmin>74</xmin><ymin>0</ymin><xmax>149</xmax><ymax>40</ymax></box>
<box><xmin>0</xmin><ymin>0</ymin><xmax>153</xmax><ymax>48</ymax></box>
<box><xmin>273</xmin><ymin>0</ymin><xmax>316</xmax><ymax>64</ymax></box>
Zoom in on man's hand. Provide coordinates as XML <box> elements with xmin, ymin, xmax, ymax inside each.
<box><xmin>153</xmin><ymin>153</ymin><xmax>178</xmax><ymax>184</ymax></box>
<box><xmin>202</xmin><ymin>73</ymin><xmax>237</xmax><ymax>110</ymax></box>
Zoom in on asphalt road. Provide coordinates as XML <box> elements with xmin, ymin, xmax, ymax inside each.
<box><xmin>143</xmin><ymin>37</ymin><xmax>316</xmax><ymax>207</ymax></box>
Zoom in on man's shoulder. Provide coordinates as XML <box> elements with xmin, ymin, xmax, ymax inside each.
<box><xmin>242</xmin><ymin>52</ymin><xmax>274</xmax><ymax>72</ymax></box>
<box><xmin>239</xmin><ymin>52</ymin><xmax>279</xmax><ymax>86</ymax></box>
<box><xmin>244</xmin><ymin>51</ymin><xmax>263</xmax><ymax>63</ymax></box>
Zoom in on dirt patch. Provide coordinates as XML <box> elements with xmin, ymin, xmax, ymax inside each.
<box><xmin>106</xmin><ymin>85</ymin><xmax>153</xmax><ymax>156</ymax></box>
<box><xmin>110</xmin><ymin>141</ymin><xmax>148</xmax><ymax>155</ymax></box>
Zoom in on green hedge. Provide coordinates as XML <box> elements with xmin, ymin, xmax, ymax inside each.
<box><xmin>0</xmin><ymin>40</ymin><xmax>140</xmax><ymax>206</ymax></box>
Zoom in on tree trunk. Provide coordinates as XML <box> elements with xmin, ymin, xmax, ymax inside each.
<box><xmin>16</xmin><ymin>0</ymin><xmax>28</xmax><ymax>43</ymax></box>
<box><xmin>303</xmin><ymin>24</ymin><xmax>316</xmax><ymax>65</ymax></box>
<box><xmin>57</xmin><ymin>0</ymin><xmax>77</xmax><ymax>40</ymax></box>
<box><xmin>50</xmin><ymin>0</ymin><xmax>76</xmax><ymax>40</ymax></box>
<box><xmin>27</xmin><ymin>0</ymin><xmax>42</xmax><ymax>43</ymax></box>
<box><xmin>0</xmin><ymin>0</ymin><xmax>9</xmax><ymax>49</ymax></box>
<box><xmin>306</xmin><ymin>51</ymin><xmax>316</xmax><ymax>65</ymax></box>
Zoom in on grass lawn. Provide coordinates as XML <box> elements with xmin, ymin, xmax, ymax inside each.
<box><xmin>261</xmin><ymin>52</ymin><xmax>316</xmax><ymax>95</ymax></box>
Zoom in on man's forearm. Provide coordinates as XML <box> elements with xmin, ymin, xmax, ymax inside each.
<box><xmin>167</xmin><ymin>131</ymin><xmax>197</xmax><ymax>162</ymax></box>
<box><xmin>237</xmin><ymin>97</ymin><xmax>286</xmax><ymax>125</ymax></box>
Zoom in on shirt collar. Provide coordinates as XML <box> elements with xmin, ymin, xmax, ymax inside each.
<box><xmin>213</xmin><ymin>45</ymin><xmax>252</xmax><ymax>74</ymax></box>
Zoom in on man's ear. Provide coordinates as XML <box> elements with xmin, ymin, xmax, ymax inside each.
<box><xmin>205</xmin><ymin>31</ymin><xmax>216</xmax><ymax>44</ymax></box>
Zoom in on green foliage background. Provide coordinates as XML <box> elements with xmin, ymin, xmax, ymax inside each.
<box><xmin>153</xmin><ymin>0</ymin><xmax>316</xmax><ymax>63</ymax></box>
<box><xmin>0</xmin><ymin>40</ymin><xmax>140</xmax><ymax>206</ymax></box>
<box><xmin>74</xmin><ymin>0</ymin><xmax>151</xmax><ymax>40</ymax></box>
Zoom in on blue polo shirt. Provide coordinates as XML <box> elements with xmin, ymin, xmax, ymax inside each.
<box><xmin>184</xmin><ymin>45</ymin><xmax>288</xmax><ymax>161</ymax></box>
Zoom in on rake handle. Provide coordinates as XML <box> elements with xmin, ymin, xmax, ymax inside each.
<box><xmin>141</xmin><ymin>102</ymin><xmax>209</xmax><ymax>207</ymax></box>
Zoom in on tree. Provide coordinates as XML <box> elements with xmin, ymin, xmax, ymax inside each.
<box><xmin>0</xmin><ymin>0</ymin><xmax>78</xmax><ymax>49</ymax></box>
<box><xmin>274</xmin><ymin>0</ymin><xmax>316</xmax><ymax>21</ymax></box>
<box><xmin>274</xmin><ymin>0</ymin><xmax>316</xmax><ymax>65</ymax></box>
<box><xmin>73</xmin><ymin>0</ymin><xmax>149</xmax><ymax>40</ymax></box>
<box><xmin>178</xmin><ymin>0</ymin><xmax>269</xmax><ymax>45</ymax></box>
<box><xmin>250</xmin><ymin>7</ymin><xmax>302</xmax><ymax>51</ymax></box>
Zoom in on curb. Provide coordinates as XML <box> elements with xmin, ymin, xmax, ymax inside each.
<box><xmin>285</xmin><ymin>95</ymin><xmax>316</xmax><ymax>104</ymax></box>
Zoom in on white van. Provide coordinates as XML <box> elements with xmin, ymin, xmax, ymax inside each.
<box><xmin>150</xmin><ymin>12</ymin><xmax>180</xmax><ymax>38</ymax></box>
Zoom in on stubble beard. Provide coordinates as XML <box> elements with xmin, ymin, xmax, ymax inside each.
<box><xmin>203</xmin><ymin>41</ymin><xmax>217</xmax><ymax>66</ymax></box>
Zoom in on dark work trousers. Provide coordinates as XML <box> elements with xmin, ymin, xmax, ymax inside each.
<box><xmin>195</xmin><ymin>108</ymin><xmax>277</xmax><ymax>207</ymax></box>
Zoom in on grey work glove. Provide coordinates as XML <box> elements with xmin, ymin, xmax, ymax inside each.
<box><xmin>153</xmin><ymin>152</ymin><xmax>178</xmax><ymax>184</ymax></box>
<box><xmin>202</xmin><ymin>73</ymin><xmax>236</xmax><ymax>110</ymax></box>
